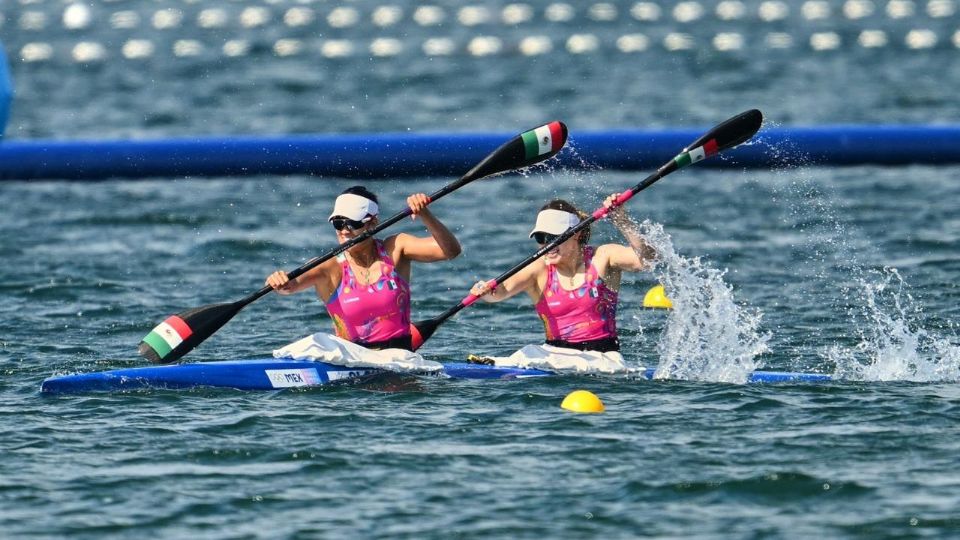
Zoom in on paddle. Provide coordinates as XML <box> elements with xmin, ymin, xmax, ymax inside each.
<box><xmin>410</xmin><ymin>109</ymin><xmax>763</xmax><ymax>350</ymax></box>
<box><xmin>139</xmin><ymin>121</ymin><xmax>569</xmax><ymax>364</ymax></box>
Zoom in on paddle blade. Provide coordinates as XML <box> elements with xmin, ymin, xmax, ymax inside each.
<box><xmin>410</xmin><ymin>319</ymin><xmax>440</xmax><ymax>351</ymax></box>
<box><xmin>138</xmin><ymin>302</ymin><xmax>244</xmax><ymax>364</ymax></box>
<box><xmin>674</xmin><ymin>109</ymin><xmax>763</xmax><ymax>168</ymax></box>
<box><xmin>460</xmin><ymin>121</ymin><xmax>568</xmax><ymax>182</ymax></box>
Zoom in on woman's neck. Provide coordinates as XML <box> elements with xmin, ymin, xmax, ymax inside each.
<box><xmin>347</xmin><ymin>241</ymin><xmax>377</xmax><ymax>267</ymax></box>
<box><xmin>556</xmin><ymin>248</ymin><xmax>584</xmax><ymax>276</ymax></box>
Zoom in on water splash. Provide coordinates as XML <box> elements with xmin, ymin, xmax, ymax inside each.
<box><xmin>762</xmin><ymin>163</ymin><xmax>960</xmax><ymax>383</ymax></box>
<box><xmin>638</xmin><ymin>221</ymin><xmax>770</xmax><ymax>384</ymax></box>
<box><xmin>827</xmin><ymin>268</ymin><xmax>960</xmax><ymax>382</ymax></box>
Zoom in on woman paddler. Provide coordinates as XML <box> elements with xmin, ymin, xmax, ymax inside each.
<box><xmin>265</xmin><ymin>186</ymin><xmax>461</xmax><ymax>367</ymax></box>
<box><xmin>468</xmin><ymin>196</ymin><xmax>656</xmax><ymax>373</ymax></box>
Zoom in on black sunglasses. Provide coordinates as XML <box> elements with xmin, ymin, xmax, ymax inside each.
<box><xmin>532</xmin><ymin>232</ymin><xmax>561</xmax><ymax>245</ymax></box>
<box><xmin>331</xmin><ymin>217</ymin><xmax>367</xmax><ymax>231</ymax></box>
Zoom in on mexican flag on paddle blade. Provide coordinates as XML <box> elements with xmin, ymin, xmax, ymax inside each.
<box><xmin>674</xmin><ymin>139</ymin><xmax>720</xmax><ymax>168</ymax></box>
<box><xmin>141</xmin><ymin>315</ymin><xmax>193</xmax><ymax>360</ymax></box>
<box><xmin>521</xmin><ymin>121</ymin><xmax>565</xmax><ymax>160</ymax></box>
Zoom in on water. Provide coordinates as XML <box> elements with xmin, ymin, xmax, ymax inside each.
<box><xmin>4</xmin><ymin>1</ymin><xmax>960</xmax><ymax>538</ymax></box>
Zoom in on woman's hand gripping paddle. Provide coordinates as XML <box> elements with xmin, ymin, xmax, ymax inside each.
<box><xmin>139</xmin><ymin>121</ymin><xmax>569</xmax><ymax>364</ymax></box>
<box><xmin>410</xmin><ymin>109</ymin><xmax>763</xmax><ymax>350</ymax></box>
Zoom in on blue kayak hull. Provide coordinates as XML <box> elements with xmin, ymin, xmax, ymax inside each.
<box><xmin>40</xmin><ymin>358</ymin><xmax>832</xmax><ymax>394</ymax></box>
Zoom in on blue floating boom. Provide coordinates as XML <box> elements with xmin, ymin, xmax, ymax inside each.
<box><xmin>0</xmin><ymin>41</ymin><xmax>12</xmax><ymax>140</ymax></box>
<box><xmin>3</xmin><ymin>125</ymin><xmax>960</xmax><ymax>181</ymax></box>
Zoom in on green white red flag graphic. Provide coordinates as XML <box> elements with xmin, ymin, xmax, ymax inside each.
<box><xmin>674</xmin><ymin>138</ymin><xmax>720</xmax><ymax>168</ymax></box>
<box><xmin>141</xmin><ymin>315</ymin><xmax>193</xmax><ymax>359</ymax></box>
<box><xmin>521</xmin><ymin>121</ymin><xmax>564</xmax><ymax>160</ymax></box>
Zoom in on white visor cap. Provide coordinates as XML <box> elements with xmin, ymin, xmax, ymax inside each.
<box><xmin>528</xmin><ymin>209</ymin><xmax>580</xmax><ymax>237</ymax></box>
<box><xmin>328</xmin><ymin>193</ymin><xmax>379</xmax><ymax>222</ymax></box>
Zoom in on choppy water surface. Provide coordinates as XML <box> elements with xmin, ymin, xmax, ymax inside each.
<box><xmin>3</xmin><ymin>1</ymin><xmax>960</xmax><ymax>538</ymax></box>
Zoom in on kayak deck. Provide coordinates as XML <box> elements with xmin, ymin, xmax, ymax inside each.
<box><xmin>40</xmin><ymin>358</ymin><xmax>832</xmax><ymax>394</ymax></box>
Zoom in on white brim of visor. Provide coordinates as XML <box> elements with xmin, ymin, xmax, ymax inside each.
<box><xmin>327</xmin><ymin>193</ymin><xmax>379</xmax><ymax>222</ymax></box>
<box><xmin>528</xmin><ymin>209</ymin><xmax>581</xmax><ymax>237</ymax></box>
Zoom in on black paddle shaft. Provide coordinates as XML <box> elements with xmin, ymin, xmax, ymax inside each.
<box><xmin>412</xmin><ymin>109</ymin><xmax>763</xmax><ymax>348</ymax></box>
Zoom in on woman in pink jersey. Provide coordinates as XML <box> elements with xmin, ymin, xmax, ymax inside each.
<box><xmin>265</xmin><ymin>186</ymin><xmax>461</xmax><ymax>353</ymax></box>
<box><xmin>469</xmin><ymin>197</ymin><xmax>656</xmax><ymax>372</ymax></box>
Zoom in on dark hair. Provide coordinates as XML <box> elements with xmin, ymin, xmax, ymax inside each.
<box><xmin>540</xmin><ymin>199</ymin><xmax>590</xmax><ymax>246</ymax></box>
<box><xmin>341</xmin><ymin>185</ymin><xmax>379</xmax><ymax>205</ymax></box>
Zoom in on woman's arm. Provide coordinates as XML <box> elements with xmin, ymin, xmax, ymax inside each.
<box><xmin>469</xmin><ymin>263</ymin><xmax>542</xmax><ymax>303</ymax></box>
<box><xmin>394</xmin><ymin>193</ymin><xmax>463</xmax><ymax>262</ymax></box>
<box><xmin>264</xmin><ymin>260</ymin><xmax>335</xmax><ymax>296</ymax></box>
<box><xmin>604</xmin><ymin>194</ymin><xmax>656</xmax><ymax>272</ymax></box>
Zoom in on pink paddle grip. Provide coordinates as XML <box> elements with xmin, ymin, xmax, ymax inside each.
<box><xmin>592</xmin><ymin>190</ymin><xmax>634</xmax><ymax>219</ymax></box>
<box><xmin>462</xmin><ymin>279</ymin><xmax>498</xmax><ymax>306</ymax></box>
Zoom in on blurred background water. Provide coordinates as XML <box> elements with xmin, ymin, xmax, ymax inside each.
<box><xmin>2</xmin><ymin>1</ymin><xmax>960</xmax><ymax>538</ymax></box>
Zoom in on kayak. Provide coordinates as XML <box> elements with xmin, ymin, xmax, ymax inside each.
<box><xmin>40</xmin><ymin>358</ymin><xmax>832</xmax><ymax>394</ymax></box>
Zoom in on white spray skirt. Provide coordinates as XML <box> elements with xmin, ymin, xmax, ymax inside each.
<box><xmin>488</xmin><ymin>344</ymin><xmax>627</xmax><ymax>374</ymax></box>
<box><xmin>273</xmin><ymin>333</ymin><xmax>443</xmax><ymax>372</ymax></box>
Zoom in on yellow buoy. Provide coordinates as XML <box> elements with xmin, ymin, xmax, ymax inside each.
<box><xmin>643</xmin><ymin>284</ymin><xmax>673</xmax><ymax>309</ymax></box>
<box><xmin>561</xmin><ymin>390</ymin><xmax>605</xmax><ymax>413</ymax></box>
